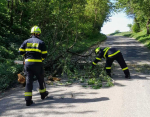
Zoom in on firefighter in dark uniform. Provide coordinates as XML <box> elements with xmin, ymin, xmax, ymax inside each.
<box><xmin>19</xmin><ymin>26</ymin><xmax>48</xmax><ymax>106</ymax></box>
<box><xmin>92</xmin><ymin>47</ymin><xmax>131</xmax><ymax>79</ymax></box>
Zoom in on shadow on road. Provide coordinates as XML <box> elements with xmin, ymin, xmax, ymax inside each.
<box><xmin>0</xmin><ymin>89</ymin><xmax>109</xmax><ymax>116</ymax></box>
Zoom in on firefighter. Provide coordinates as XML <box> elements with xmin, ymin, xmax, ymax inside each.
<box><xmin>92</xmin><ymin>47</ymin><xmax>131</xmax><ymax>79</ymax></box>
<box><xmin>19</xmin><ymin>26</ymin><xmax>48</xmax><ymax>106</ymax></box>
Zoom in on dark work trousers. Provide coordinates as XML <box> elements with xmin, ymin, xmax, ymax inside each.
<box><xmin>24</xmin><ymin>64</ymin><xmax>46</xmax><ymax>100</ymax></box>
<box><xmin>105</xmin><ymin>52</ymin><xmax>130</xmax><ymax>77</ymax></box>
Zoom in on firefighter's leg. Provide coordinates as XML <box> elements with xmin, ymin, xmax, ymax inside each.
<box><xmin>35</xmin><ymin>66</ymin><xmax>48</xmax><ymax>99</ymax></box>
<box><xmin>24</xmin><ymin>65</ymin><xmax>34</xmax><ymax>106</ymax></box>
<box><xmin>105</xmin><ymin>59</ymin><xmax>114</xmax><ymax>77</ymax></box>
<box><xmin>116</xmin><ymin>53</ymin><xmax>130</xmax><ymax>78</ymax></box>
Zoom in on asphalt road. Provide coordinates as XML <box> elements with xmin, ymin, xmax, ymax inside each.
<box><xmin>1</xmin><ymin>36</ymin><xmax>150</xmax><ymax>117</ymax></box>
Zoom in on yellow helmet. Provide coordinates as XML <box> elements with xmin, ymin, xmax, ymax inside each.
<box><xmin>31</xmin><ymin>26</ymin><xmax>41</xmax><ymax>34</ymax></box>
<box><xmin>95</xmin><ymin>47</ymin><xmax>100</xmax><ymax>54</ymax></box>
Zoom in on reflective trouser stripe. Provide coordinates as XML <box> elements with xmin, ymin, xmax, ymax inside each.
<box><xmin>39</xmin><ymin>88</ymin><xmax>46</xmax><ymax>93</ymax></box>
<box><xmin>96</xmin><ymin>57</ymin><xmax>101</xmax><ymax>60</ymax></box>
<box><xmin>19</xmin><ymin>48</ymin><xmax>25</xmax><ymax>51</ymax></box>
<box><xmin>42</xmin><ymin>51</ymin><xmax>47</xmax><ymax>54</ymax></box>
<box><xmin>122</xmin><ymin>67</ymin><xmax>128</xmax><ymax>71</ymax></box>
<box><xmin>92</xmin><ymin>62</ymin><xmax>97</xmax><ymax>65</ymax></box>
<box><xmin>104</xmin><ymin>47</ymin><xmax>110</xmax><ymax>59</ymax></box>
<box><xmin>106</xmin><ymin>67</ymin><xmax>111</xmax><ymax>69</ymax></box>
<box><xmin>108</xmin><ymin>50</ymin><xmax>120</xmax><ymax>57</ymax></box>
<box><xmin>25</xmin><ymin>59</ymin><xmax>42</xmax><ymax>62</ymax></box>
<box><xmin>24</xmin><ymin>92</ymin><xmax>32</xmax><ymax>96</ymax></box>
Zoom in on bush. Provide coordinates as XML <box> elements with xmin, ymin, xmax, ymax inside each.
<box><xmin>114</xmin><ymin>30</ymin><xmax>120</xmax><ymax>33</ymax></box>
<box><xmin>0</xmin><ymin>43</ymin><xmax>22</xmax><ymax>91</ymax></box>
<box><xmin>132</xmin><ymin>23</ymin><xmax>140</xmax><ymax>33</ymax></box>
<box><xmin>0</xmin><ymin>62</ymin><xmax>22</xmax><ymax>91</ymax></box>
<box><xmin>0</xmin><ymin>46</ymin><xmax>15</xmax><ymax>59</ymax></box>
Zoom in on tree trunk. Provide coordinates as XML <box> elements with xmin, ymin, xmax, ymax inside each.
<box><xmin>146</xmin><ymin>19</ymin><xmax>150</xmax><ymax>35</ymax></box>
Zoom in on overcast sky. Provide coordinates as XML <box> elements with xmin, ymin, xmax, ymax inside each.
<box><xmin>100</xmin><ymin>11</ymin><xmax>134</xmax><ymax>35</ymax></box>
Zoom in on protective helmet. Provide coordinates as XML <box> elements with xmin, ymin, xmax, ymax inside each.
<box><xmin>95</xmin><ymin>47</ymin><xmax>100</xmax><ymax>54</ymax></box>
<box><xmin>31</xmin><ymin>26</ymin><xmax>41</xmax><ymax>34</ymax></box>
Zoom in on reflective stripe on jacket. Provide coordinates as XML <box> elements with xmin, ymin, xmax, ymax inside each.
<box><xmin>92</xmin><ymin>47</ymin><xmax>121</xmax><ymax>65</ymax></box>
<box><xmin>19</xmin><ymin>36</ymin><xmax>47</xmax><ymax>64</ymax></box>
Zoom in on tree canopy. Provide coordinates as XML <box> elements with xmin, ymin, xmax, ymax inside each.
<box><xmin>115</xmin><ymin>0</ymin><xmax>150</xmax><ymax>34</ymax></box>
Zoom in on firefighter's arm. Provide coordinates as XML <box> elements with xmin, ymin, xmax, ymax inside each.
<box><xmin>19</xmin><ymin>41</ymin><xmax>26</xmax><ymax>56</ymax></box>
<box><xmin>41</xmin><ymin>42</ymin><xmax>47</xmax><ymax>61</ymax></box>
<box><xmin>92</xmin><ymin>57</ymin><xmax>101</xmax><ymax>69</ymax></box>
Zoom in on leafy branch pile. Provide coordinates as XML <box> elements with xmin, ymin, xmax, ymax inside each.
<box><xmin>45</xmin><ymin>50</ymin><xmax>114</xmax><ymax>89</ymax></box>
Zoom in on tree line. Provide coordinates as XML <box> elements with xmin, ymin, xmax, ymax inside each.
<box><xmin>115</xmin><ymin>0</ymin><xmax>150</xmax><ymax>34</ymax></box>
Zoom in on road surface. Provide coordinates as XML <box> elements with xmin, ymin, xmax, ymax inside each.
<box><xmin>1</xmin><ymin>36</ymin><xmax>150</xmax><ymax>117</ymax></box>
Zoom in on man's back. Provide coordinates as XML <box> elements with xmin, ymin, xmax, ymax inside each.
<box><xmin>19</xmin><ymin>35</ymin><xmax>47</xmax><ymax>65</ymax></box>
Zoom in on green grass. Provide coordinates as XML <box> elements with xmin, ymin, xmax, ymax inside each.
<box><xmin>109</xmin><ymin>31</ymin><xmax>132</xmax><ymax>37</ymax></box>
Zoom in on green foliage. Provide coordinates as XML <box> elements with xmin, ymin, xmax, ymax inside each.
<box><xmin>132</xmin><ymin>23</ymin><xmax>140</xmax><ymax>33</ymax></box>
<box><xmin>88</xmin><ymin>78</ymin><xmax>97</xmax><ymax>85</ymax></box>
<box><xmin>109</xmin><ymin>31</ymin><xmax>132</xmax><ymax>37</ymax></box>
<box><xmin>61</xmin><ymin>56</ymin><xmax>114</xmax><ymax>89</ymax></box>
<box><xmin>0</xmin><ymin>43</ymin><xmax>22</xmax><ymax>91</ymax></box>
<box><xmin>127</xmin><ymin>24</ymin><xmax>132</xmax><ymax>31</ymax></box>
<box><xmin>85</xmin><ymin>0</ymin><xmax>113</xmax><ymax>31</ymax></box>
<box><xmin>114</xmin><ymin>30</ymin><xmax>120</xmax><ymax>33</ymax></box>
<box><xmin>0</xmin><ymin>62</ymin><xmax>22</xmax><ymax>91</ymax></box>
<box><xmin>0</xmin><ymin>0</ymin><xmax>113</xmax><ymax>91</ymax></box>
<box><xmin>71</xmin><ymin>33</ymin><xmax>107</xmax><ymax>53</ymax></box>
<box><xmin>109</xmin><ymin>30</ymin><xmax>122</xmax><ymax>36</ymax></box>
<box><xmin>127</xmin><ymin>24</ymin><xmax>132</xmax><ymax>28</ymax></box>
<box><xmin>115</xmin><ymin>0</ymin><xmax>150</xmax><ymax>34</ymax></box>
<box><xmin>0</xmin><ymin>46</ymin><xmax>15</xmax><ymax>59</ymax></box>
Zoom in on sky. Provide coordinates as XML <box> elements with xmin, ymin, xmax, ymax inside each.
<box><xmin>100</xmin><ymin>11</ymin><xmax>134</xmax><ymax>35</ymax></box>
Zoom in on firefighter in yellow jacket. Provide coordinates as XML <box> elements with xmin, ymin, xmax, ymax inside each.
<box><xmin>92</xmin><ymin>47</ymin><xmax>131</xmax><ymax>79</ymax></box>
<box><xmin>19</xmin><ymin>26</ymin><xmax>48</xmax><ymax>106</ymax></box>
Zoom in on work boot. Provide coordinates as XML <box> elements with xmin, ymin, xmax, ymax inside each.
<box><xmin>26</xmin><ymin>100</ymin><xmax>34</xmax><ymax>106</ymax></box>
<box><xmin>41</xmin><ymin>91</ymin><xmax>49</xmax><ymax>100</ymax></box>
<box><xmin>125</xmin><ymin>75</ymin><xmax>131</xmax><ymax>79</ymax></box>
